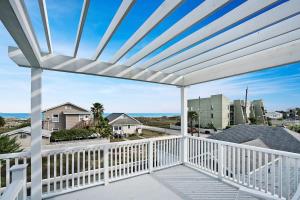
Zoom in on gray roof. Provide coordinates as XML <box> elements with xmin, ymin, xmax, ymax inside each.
<box><xmin>209</xmin><ymin>124</ymin><xmax>300</xmax><ymax>153</ymax></box>
<box><xmin>43</xmin><ymin>102</ymin><xmax>89</xmax><ymax>113</ymax></box>
<box><xmin>2</xmin><ymin>126</ymin><xmax>52</xmax><ymax>138</ymax></box>
<box><xmin>106</xmin><ymin>113</ymin><xmax>141</xmax><ymax>125</ymax></box>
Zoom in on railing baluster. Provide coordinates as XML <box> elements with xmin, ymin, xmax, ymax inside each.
<box><xmin>60</xmin><ymin>153</ymin><xmax>63</xmax><ymax>189</ymax></box>
<box><xmin>131</xmin><ymin>145</ymin><xmax>133</xmax><ymax>173</ymax></box>
<box><xmin>233</xmin><ymin>146</ymin><xmax>236</xmax><ymax>181</ymax></box>
<box><xmin>93</xmin><ymin>149</ymin><xmax>96</xmax><ymax>183</ymax></box>
<box><xmin>54</xmin><ymin>153</ymin><xmax>57</xmax><ymax>191</ymax></box>
<box><xmin>237</xmin><ymin>147</ymin><xmax>240</xmax><ymax>183</ymax></box>
<box><xmin>72</xmin><ymin>151</ymin><xmax>75</xmax><ymax>187</ymax></box>
<box><xmin>88</xmin><ymin>150</ymin><xmax>91</xmax><ymax>184</ymax></box>
<box><xmin>77</xmin><ymin>151</ymin><xmax>80</xmax><ymax>186</ymax></box>
<box><xmin>228</xmin><ymin>145</ymin><xmax>231</xmax><ymax>178</ymax></box>
<box><xmin>271</xmin><ymin>154</ymin><xmax>275</xmax><ymax>196</ymax></box>
<box><xmin>247</xmin><ymin>149</ymin><xmax>250</xmax><ymax>186</ymax></box>
<box><xmin>201</xmin><ymin>139</ymin><xmax>203</xmax><ymax>169</ymax></box>
<box><xmin>253</xmin><ymin>150</ymin><xmax>256</xmax><ymax>188</ymax></box>
<box><xmin>98</xmin><ymin>148</ymin><xmax>100</xmax><ymax>182</ymax></box>
<box><xmin>83</xmin><ymin>149</ymin><xmax>85</xmax><ymax>185</ymax></box>
<box><xmin>224</xmin><ymin>145</ymin><xmax>227</xmax><ymax>177</ymax></box>
<box><xmin>264</xmin><ymin>152</ymin><xmax>268</xmax><ymax>193</ymax></box>
<box><xmin>242</xmin><ymin>148</ymin><xmax>245</xmax><ymax>185</ymax></box>
<box><xmin>279</xmin><ymin>155</ymin><xmax>282</xmax><ymax>198</ymax></box>
<box><xmin>66</xmin><ymin>152</ymin><xmax>69</xmax><ymax>189</ymax></box>
<box><xmin>6</xmin><ymin>159</ymin><xmax>10</xmax><ymax>187</ymax></box>
<box><xmin>47</xmin><ymin>154</ymin><xmax>50</xmax><ymax>192</ymax></box>
<box><xmin>126</xmin><ymin>145</ymin><xmax>130</xmax><ymax>175</ymax></box>
<box><xmin>258</xmin><ymin>151</ymin><xmax>262</xmax><ymax>191</ymax></box>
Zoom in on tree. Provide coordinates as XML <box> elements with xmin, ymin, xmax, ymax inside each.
<box><xmin>0</xmin><ymin>135</ymin><xmax>21</xmax><ymax>154</ymax></box>
<box><xmin>91</xmin><ymin>103</ymin><xmax>104</xmax><ymax>126</ymax></box>
<box><xmin>0</xmin><ymin>116</ymin><xmax>5</xmax><ymax>127</ymax></box>
<box><xmin>188</xmin><ymin>111</ymin><xmax>198</xmax><ymax>136</ymax></box>
<box><xmin>90</xmin><ymin>102</ymin><xmax>112</xmax><ymax>138</ymax></box>
<box><xmin>248</xmin><ymin>117</ymin><xmax>257</xmax><ymax>124</ymax></box>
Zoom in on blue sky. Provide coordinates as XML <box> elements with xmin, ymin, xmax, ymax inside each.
<box><xmin>0</xmin><ymin>0</ymin><xmax>300</xmax><ymax>113</ymax></box>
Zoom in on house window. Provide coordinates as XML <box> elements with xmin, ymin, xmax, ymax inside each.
<box><xmin>128</xmin><ymin>125</ymin><xmax>131</xmax><ymax>129</ymax></box>
<box><xmin>211</xmin><ymin>113</ymin><xmax>214</xmax><ymax>118</ymax></box>
<box><xmin>79</xmin><ymin>115</ymin><xmax>84</xmax><ymax>121</ymax></box>
<box><xmin>211</xmin><ymin>105</ymin><xmax>214</xmax><ymax>110</ymax></box>
<box><xmin>119</xmin><ymin>126</ymin><xmax>122</xmax><ymax>130</ymax></box>
<box><xmin>52</xmin><ymin>128</ymin><xmax>59</xmax><ymax>132</ymax></box>
<box><xmin>52</xmin><ymin>114</ymin><xmax>59</xmax><ymax>122</ymax></box>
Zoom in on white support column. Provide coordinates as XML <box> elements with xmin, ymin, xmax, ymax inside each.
<box><xmin>31</xmin><ymin>68</ymin><xmax>42</xmax><ymax>200</ymax></box>
<box><xmin>180</xmin><ymin>87</ymin><xmax>188</xmax><ymax>164</ymax></box>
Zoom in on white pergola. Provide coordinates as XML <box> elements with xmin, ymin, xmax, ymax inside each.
<box><xmin>1</xmin><ymin>0</ymin><xmax>300</xmax><ymax>199</ymax></box>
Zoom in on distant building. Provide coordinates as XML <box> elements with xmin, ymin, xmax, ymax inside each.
<box><xmin>42</xmin><ymin>102</ymin><xmax>91</xmax><ymax>131</ymax></box>
<box><xmin>106</xmin><ymin>113</ymin><xmax>142</xmax><ymax>136</ymax></box>
<box><xmin>188</xmin><ymin>94</ymin><xmax>266</xmax><ymax>130</ymax></box>
<box><xmin>265</xmin><ymin>111</ymin><xmax>283</xmax><ymax>119</ymax></box>
<box><xmin>188</xmin><ymin>94</ymin><xmax>230</xmax><ymax>130</ymax></box>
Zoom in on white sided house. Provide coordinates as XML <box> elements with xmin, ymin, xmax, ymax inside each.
<box><xmin>106</xmin><ymin>113</ymin><xmax>142</xmax><ymax>136</ymax></box>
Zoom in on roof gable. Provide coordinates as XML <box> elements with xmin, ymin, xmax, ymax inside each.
<box><xmin>43</xmin><ymin>102</ymin><xmax>89</xmax><ymax>113</ymax></box>
<box><xmin>106</xmin><ymin>113</ymin><xmax>141</xmax><ymax>125</ymax></box>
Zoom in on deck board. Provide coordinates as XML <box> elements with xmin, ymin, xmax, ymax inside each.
<box><xmin>47</xmin><ymin>165</ymin><xmax>260</xmax><ymax>200</ymax></box>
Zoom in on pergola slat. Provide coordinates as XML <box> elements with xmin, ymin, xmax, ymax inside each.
<box><xmin>177</xmin><ymin>28</ymin><xmax>300</xmax><ymax>76</ymax></box>
<box><xmin>0</xmin><ymin>0</ymin><xmax>41</xmax><ymax>67</ymax></box>
<box><xmin>109</xmin><ymin>0</ymin><xmax>183</xmax><ymax>64</ymax></box>
<box><xmin>73</xmin><ymin>0</ymin><xmax>90</xmax><ymax>57</ymax></box>
<box><xmin>146</xmin><ymin>0</ymin><xmax>300</xmax><ymax>73</ymax></box>
<box><xmin>117</xmin><ymin>0</ymin><xmax>231</xmax><ymax>77</ymax></box>
<box><xmin>92</xmin><ymin>0</ymin><xmax>136</xmax><ymax>60</ymax></box>
<box><xmin>168</xmin><ymin>15</ymin><xmax>300</xmax><ymax>75</ymax></box>
<box><xmin>131</xmin><ymin>0</ymin><xmax>278</xmax><ymax>79</ymax></box>
<box><xmin>183</xmin><ymin>39</ymin><xmax>300</xmax><ymax>86</ymax></box>
<box><xmin>38</xmin><ymin>0</ymin><xmax>53</xmax><ymax>54</ymax></box>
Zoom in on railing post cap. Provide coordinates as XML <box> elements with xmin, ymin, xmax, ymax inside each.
<box><xmin>10</xmin><ymin>164</ymin><xmax>28</xmax><ymax>172</ymax></box>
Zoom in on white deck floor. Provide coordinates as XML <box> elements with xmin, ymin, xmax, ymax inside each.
<box><xmin>47</xmin><ymin>165</ymin><xmax>261</xmax><ymax>200</ymax></box>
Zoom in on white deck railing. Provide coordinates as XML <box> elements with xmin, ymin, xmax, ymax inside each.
<box><xmin>187</xmin><ymin>136</ymin><xmax>300</xmax><ymax>200</ymax></box>
<box><xmin>0</xmin><ymin>135</ymin><xmax>182</xmax><ymax>198</ymax></box>
<box><xmin>1</xmin><ymin>135</ymin><xmax>300</xmax><ymax>199</ymax></box>
<box><xmin>0</xmin><ymin>164</ymin><xmax>27</xmax><ymax>200</ymax></box>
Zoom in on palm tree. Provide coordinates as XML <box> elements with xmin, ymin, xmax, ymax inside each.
<box><xmin>91</xmin><ymin>103</ymin><xmax>104</xmax><ymax>126</ymax></box>
<box><xmin>188</xmin><ymin>111</ymin><xmax>198</xmax><ymax>136</ymax></box>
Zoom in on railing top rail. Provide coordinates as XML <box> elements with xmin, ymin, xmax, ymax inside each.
<box><xmin>0</xmin><ymin>150</ymin><xmax>30</xmax><ymax>160</ymax></box>
<box><xmin>187</xmin><ymin>135</ymin><xmax>300</xmax><ymax>159</ymax></box>
<box><xmin>42</xmin><ymin>135</ymin><xmax>183</xmax><ymax>155</ymax></box>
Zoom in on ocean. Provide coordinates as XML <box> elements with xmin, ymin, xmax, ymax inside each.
<box><xmin>0</xmin><ymin>112</ymin><xmax>180</xmax><ymax>119</ymax></box>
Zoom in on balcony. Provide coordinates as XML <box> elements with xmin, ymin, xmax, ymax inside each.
<box><xmin>1</xmin><ymin>135</ymin><xmax>299</xmax><ymax>200</ymax></box>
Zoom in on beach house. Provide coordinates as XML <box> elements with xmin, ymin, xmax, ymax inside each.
<box><xmin>42</xmin><ymin>102</ymin><xmax>91</xmax><ymax>131</ymax></box>
<box><xmin>106</xmin><ymin>113</ymin><xmax>142</xmax><ymax>136</ymax></box>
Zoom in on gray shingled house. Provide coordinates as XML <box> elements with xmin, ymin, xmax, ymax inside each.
<box><xmin>106</xmin><ymin>113</ymin><xmax>142</xmax><ymax>136</ymax></box>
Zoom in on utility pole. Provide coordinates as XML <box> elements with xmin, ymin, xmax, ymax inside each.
<box><xmin>198</xmin><ymin>96</ymin><xmax>201</xmax><ymax>136</ymax></box>
<box><xmin>244</xmin><ymin>87</ymin><xmax>248</xmax><ymax>123</ymax></box>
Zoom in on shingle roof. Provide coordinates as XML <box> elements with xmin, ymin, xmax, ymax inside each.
<box><xmin>208</xmin><ymin>124</ymin><xmax>300</xmax><ymax>153</ymax></box>
<box><xmin>106</xmin><ymin>113</ymin><xmax>141</xmax><ymax>125</ymax></box>
<box><xmin>42</xmin><ymin>102</ymin><xmax>89</xmax><ymax>113</ymax></box>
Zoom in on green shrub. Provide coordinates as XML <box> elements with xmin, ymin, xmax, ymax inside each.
<box><xmin>0</xmin><ymin>135</ymin><xmax>22</xmax><ymax>154</ymax></box>
<box><xmin>50</xmin><ymin>128</ymin><xmax>95</xmax><ymax>142</ymax></box>
<box><xmin>289</xmin><ymin>125</ymin><xmax>300</xmax><ymax>133</ymax></box>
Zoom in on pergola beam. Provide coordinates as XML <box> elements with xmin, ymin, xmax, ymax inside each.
<box><xmin>129</xmin><ymin>0</ymin><xmax>278</xmax><ymax>79</ymax></box>
<box><xmin>8</xmin><ymin>47</ymin><xmax>183</xmax><ymax>86</ymax></box>
<box><xmin>38</xmin><ymin>0</ymin><xmax>53</xmax><ymax>54</ymax></box>
<box><xmin>0</xmin><ymin>0</ymin><xmax>41</xmax><ymax>67</ymax></box>
<box><xmin>170</xmin><ymin>15</ymin><xmax>300</xmax><ymax>75</ymax></box>
<box><xmin>183</xmin><ymin>39</ymin><xmax>300</xmax><ymax>86</ymax></box>
<box><xmin>92</xmin><ymin>0</ymin><xmax>136</xmax><ymax>60</ymax></box>
<box><xmin>117</xmin><ymin>0</ymin><xmax>231</xmax><ymax>77</ymax></box>
<box><xmin>73</xmin><ymin>0</ymin><xmax>90</xmax><ymax>57</ymax></box>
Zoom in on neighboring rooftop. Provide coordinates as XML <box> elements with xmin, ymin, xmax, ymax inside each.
<box><xmin>2</xmin><ymin>126</ymin><xmax>52</xmax><ymax>138</ymax></box>
<box><xmin>209</xmin><ymin>124</ymin><xmax>300</xmax><ymax>153</ymax></box>
<box><xmin>106</xmin><ymin>113</ymin><xmax>141</xmax><ymax>125</ymax></box>
<box><xmin>42</xmin><ymin>102</ymin><xmax>89</xmax><ymax>113</ymax></box>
